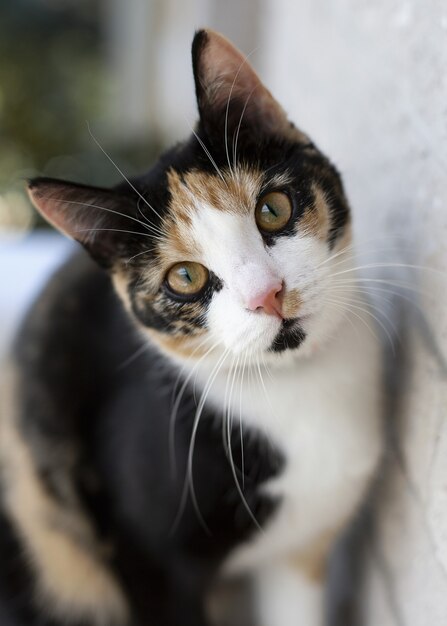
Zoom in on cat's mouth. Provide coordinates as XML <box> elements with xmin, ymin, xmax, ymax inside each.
<box><xmin>269</xmin><ymin>318</ymin><xmax>306</xmax><ymax>353</ymax></box>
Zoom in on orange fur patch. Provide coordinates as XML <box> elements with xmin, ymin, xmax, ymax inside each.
<box><xmin>0</xmin><ymin>365</ymin><xmax>129</xmax><ymax>625</ymax></box>
<box><xmin>147</xmin><ymin>329</ymin><xmax>208</xmax><ymax>360</ymax></box>
<box><xmin>299</xmin><ymin>184</ymin><xmax>331</xmax><ymax>240</ymax></box>
<box><xmin>282</xmin><ymin>288</ymin><xmax>302</xmax><ymax>319</ymax></box>
<box><xmin>289</xmin><ymin>528</ymin><xmax>340</xmax><ymax>583</ymax></box>
<box><xmin>167</xmin><ymin>167</ymin><xmax>263</xmax><ymax>218</ymax></box>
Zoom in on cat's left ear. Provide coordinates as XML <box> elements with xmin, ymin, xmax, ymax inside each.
<box><xmin>192</xmin><ymin>29</ymin><xmax>308</xmax><ymax>143</ymax></box>
<box><xmin>27</xmin><ymin>177</ymin><xmax>137</xmax><ymax>268</ymax></box>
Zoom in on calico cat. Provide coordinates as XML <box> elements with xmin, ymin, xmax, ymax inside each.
<box><xmin>0</xmin><ymin>29</ymin><xmax>382</xmax><ymax>626</ymax></box>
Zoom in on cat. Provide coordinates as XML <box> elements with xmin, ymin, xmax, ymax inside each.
<box><xmin>0</xmin><ymin>29</ymin><xmax>382</xmax><ymax>626</ymax></box>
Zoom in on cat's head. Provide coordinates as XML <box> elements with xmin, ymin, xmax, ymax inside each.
<box><xmin>28</xmin><ymin>29</ymin><xmax>352</xmax><ymax>366</ymax></box>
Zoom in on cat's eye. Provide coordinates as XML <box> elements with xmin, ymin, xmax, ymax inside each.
<box><xmin>165</xmin><ymin>262</ymin><xmax>209</xmax><ymax>297</ymax></box>
<box><xmin>255</xmin><ymin>191</ymin><xmax>292</xmax><ymax>233</ymax></box>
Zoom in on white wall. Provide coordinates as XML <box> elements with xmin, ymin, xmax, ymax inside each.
<box><xmin>104</xmin><ymin>0</ymin><xmax>263</xmax><ymax>143</ymax></box>
<box><xmin>259</xmin><ymin>1</ymin><xmax>447</xmax><ymax>623</ymax></box>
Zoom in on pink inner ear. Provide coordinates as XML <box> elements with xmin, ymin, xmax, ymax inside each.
<box><xmin>27</xmin><ymin>181</ymin><xmax>109</xmax><ymax>246</ymax></box>
<box><xmin>199</xmin><ymin>29</ymin><xmax>292</xmax><ymax>135</ymax></box>
<box><xmin>202</xmin><ymin>31</ymin><xmax>260</xmax><ymax>96</ymax></box>
<box><xmin>27</xmin><ymin>184</ymin><xmax>74</xmax><ymax>238</ymax></box>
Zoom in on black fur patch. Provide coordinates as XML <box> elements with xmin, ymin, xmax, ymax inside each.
<box><xmin>3</xmin><ymin>253</ymin><xmax>284</xmax><ymax>625</ymax></box>
<box><xmin>129</xmin><ymin>271</ymin><xmax>223</xmax><ymax>335</ymax></box>
<box><xmin>270</xmin><ymin>318</ymin><xmax>306</xmax><ymax>352</ymax></box>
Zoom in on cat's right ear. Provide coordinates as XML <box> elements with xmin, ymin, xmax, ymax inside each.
<box><xmin>192</xmin><ymin>29</ymin><xmax>309</xmax><ymax>143</ymax></box>
<box><xmin>27</xmin><ymin>177</ymin><xmax>133</xmax><ymax>267</ymax></box>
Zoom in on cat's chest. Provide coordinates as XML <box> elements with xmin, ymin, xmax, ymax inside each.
<box><xmin>198</xmin><ymin>342</ymin><xmax>382</xmax><ymax>572</ymax></box>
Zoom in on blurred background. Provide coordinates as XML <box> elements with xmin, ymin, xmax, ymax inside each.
<box><xmin>0</xmin><ymin>0</ymin><xmax>263</xmax><ymax>353</ymax></box>
<box><xmin>1</xmin><ymin>1</ymin><xmax>447</xmax><ymax>624</ymax></box>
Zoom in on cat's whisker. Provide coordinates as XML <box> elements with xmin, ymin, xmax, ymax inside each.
<box><xmin>41</xmin><ymin>198</ymin><xmax>164</xmax><ymax>238</ymax></box>
<box><xmin>318</xmin><ymin>248</ymin><xmax>392</xmax><ymax>273</ymax></box>
<box><xmin>330</xmin><ymin>281</ymin><xmax>414</xmax><ymax>303</ymax></box>
<box><xmin>223</xmin><ymin>50</ymin><xmax>256</xmax><ymax>176</ymax></box>
<box><xmin>87</xmin><ymin>122</ymin><xmax>165</xmax><ymax>222</ymax></box>
<box><xmin>256</xmin><ymin>349</ymin><xmax>274</xmax><ymax>417</ymax></box>
<box><xmin>222</xmin><ymin>352</ymin><xmax>238</xmax><ymax>459</ymax></box>
<box><xmin>327</xmin><ymin>262</ymin><xmax>447</xmax><ymax>280</ymax></box>
<box><xmin>116</xmin><ymin>342</ymin><xmax>151</xmax><ymax>371</ymax></box>
<box><xmin>329</xmin><ymin>289</ymin><xmax>397</xmax><ymax>327</ymax></box>
<box><xmin>330</xmin><ymin>282</ymin><xmax>434</xmax><ymax>330</ymax></box>
<box><xmin>188</xmin><ymin>348</ymin><xmax>232</xmax><ymax>533</ymax></box>
<box><xmin>125</xmin><ymin>247</ymin><xmax>157</xmax><ymax>264</ymax></box>
<box><xmin>232</xmin><ymin>87</ymin><xmax>256</xmax><ymax>172</ymax></box>
<box><xmin>135</xmin><ymin>195</ymin><xmax>166</xmax><ymax>235</ymax></box>
<box><xmin>182</xmin><ymin>118</ymin><xmax>227</xmax><ymax>185</ymax></box>
<box><xmin>171</xmin><ymin>334</ymin><xmax>217</xmax><ymax>402</ymax></box>
<box><xmin>227</xmin><ymin>348</ymin><xmax>264</xmax><ymax>532</ymax></box>
<box><xmin>172</xmin><ymin>347</ymin><xmax>231</xmax><ymax>535</ymax></box>
<box><xmin>331</xmin><ymin>283</ymin><xmax>433</xmax><ymax>321</ymax></box>
<box><xmin>322</xmin><ymin>296</ymin><xmax>382</xmax><ymax>346</ymax></box>
<box><xmin>330</xmin><ymin>289</ymin><xmax>394</xmax><ymax>308</ymax></box>
<box><xmin>330</xmin><ymin>299</ymin><xmax>361</xmax><ymax>338</ymax></box>
<box><xmin>323</xmin><ymin>298</ymin><xmax>361</xmax><ymax>339</ymax></box>
<box><xmin>260</xmin><ymin>349</ymin><xmax>275</xmax><ymax>384</ymax></box>
<box><xmin>170</xmin><ymin>346</ymin><xmax>229</xmax><ymax>535</ymax></box>
<box><xmin>224</xmin><ymin>64</ymin><xmax>243</xmax><ymax>177</ymax></box>
<box><xmin>75</xmin><ymin>227</ymin><xmax>155</xmax><ymax>238</ymax></box>
<box><xmin>254</xmin><ymin>349</ymin><xmax>277</xmax><ymax>458</ymax></box>
<box><xmin>169</xmin><ymin>337</ymin><xmax>220</xmax><ymax>479</ymax></box>
<box><xmin>316</xmin><ymin>232</ymin><xmax>416</xmax><ymax>271</ymax></box>
<box><xmin>331</xmin><ymin>276</ymin><xmax>431</xmax><ymax>298</ymax></box>
<box><xmin>224</xmin><ymin>351</ymin><xmax>241</xmax><ymax>471</ymax></box>
<box><xmin>238</xmin><ymin>348</ymin><xmax>250</xmax><ymax>489</ymax></box>
<box><xmin>324</xmin><ymin>294</ymin><xmax>397</xmax><ymax>353</ymax></box>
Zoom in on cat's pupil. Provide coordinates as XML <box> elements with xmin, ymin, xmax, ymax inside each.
<box><xmin>181</xmin><ymin>268</ymin><xmax>192</xmax><ymax>283</ymax></box>
<box><xmin>264</xmin><ymin>203</ymin><xmax>278</xmax><ymax>218</ymax></box>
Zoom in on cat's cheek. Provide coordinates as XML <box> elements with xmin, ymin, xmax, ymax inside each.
<box><xmin>207</xmin><ymin>289</ymin><xmax>280</xmax><ymax>354</ymax></box>
<box><xmin>269</xmin><ymin>234</ymin><xmax>327</xmax><ymax>291</ymax></box>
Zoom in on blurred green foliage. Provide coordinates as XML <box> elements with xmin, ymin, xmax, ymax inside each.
<box><xmin>0</xmin><ymin>0</ymin><xmax>161</xmax><ymax>229</ymax></box>
<box><xmin>0</xmin><ymin>1</ymin><xmax>103</xmax><ymax>186</ymax></box>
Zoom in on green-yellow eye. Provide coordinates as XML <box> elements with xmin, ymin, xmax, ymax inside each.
<box><xmin>255</xmin><ymin>191</ymin><xmax>292</xmax><ymax>233</ymax></box>
<box><xmin>165</xmin><ymin>262</ymin><xmax>209</xmax><ymax>297</ymax></box>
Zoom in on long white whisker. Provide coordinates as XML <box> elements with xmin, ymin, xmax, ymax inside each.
<box><xmin>116</xmin><ymin>342</ymin><xmax>151</xmax><ymax>370</ymax></box>
<box><xmin>331</xmin><ymin>277</ymin><xmax>432</xmax><ymax>301</ymax></box>
<box><xmin>238</xmin><ymin>349</ymin><xmax>249</xmax><ymax>488</ymax></box>
<box><xmin>316</xmin><ymin>233</ymin><xmax>415</xmax><ymax>270</ymax></box>
<box><xmin>135</xmin><ymin>195</ymin><xmax>165</xmax><ymax>235</ymax></box>
<box><xmin>87</xmin><ymin>122</ymin><xmax>165</xmax><ymax>222</ymax></box>
<box><xmin>228</xmin><ymin>348</ymin><xmax>264</xmax><ymax>532</ymax></box>
<box><xmin>171</xmin><ymin>347</ymin><xmax>230</xmax><ymax>535</ymax></box>
<box><xmin>324</xmin><ymin>295</ymin><xmax>396</xmax><ymax>353</ymax></box>
<box><xmin>125</xmin><ymin>247</ymin><xmax>157</xmax><ymax>263</ymax></box>
<box><xmin>182</xmin><ymin>117</ymin><xmax>227</xmax><ymax>184</ymax></box>
<box><xmin>75</xmin><ymin>227</ymin><xmax>154</xmax><ymax>238</ymax></box>
<box><xmin>328</xmin><ymin>262</ymin><xmax>446</xmax><ymax>279</ymax></box>
<box><xmin>232</xmin><ymin>87</ymin><xmax>256</xmax><ymax>171</ymax></box>
<box><xmin>222</xmin><ymin>353</ymin><xmax>238</xmax><ymax>458</ymax></box>
<box><xmin>168</xmin><ymin>338</ymin><xmax>219</xmax><ymax>479</ymax></box>
<box><xmin>44</xmin><ymin>197</ymin><xmax>164</xmax><ymax>238</ymax></box>
<box><xmin>223</xmin><ymin>49</ymin><xmax>257</xmax><ymax>176</ymax></box>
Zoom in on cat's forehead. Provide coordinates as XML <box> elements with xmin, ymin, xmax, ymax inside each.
<box><xmin>159</xmin><ymin>165</ymin><xmax>292</xmax><ymax>261</ymax></box>
<box><xmin>167</xmin><ymin>167</ymin><xmax>263</xmax><ymax>217</ymax></box>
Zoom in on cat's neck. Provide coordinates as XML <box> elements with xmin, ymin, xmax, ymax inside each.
<box><xmin>177</xmin><ymin>305</ymin><xmax>379</xmax><ymax>436</ymax></box>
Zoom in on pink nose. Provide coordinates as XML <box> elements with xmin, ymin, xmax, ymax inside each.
<box><xmin>247</xmin><ymin>282</ymin><xmax>283</xmax><ymax>318</ymax></box>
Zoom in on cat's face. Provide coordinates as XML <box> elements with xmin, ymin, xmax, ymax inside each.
<box><xmin>28</xmin><ymin>29</ymin><xmax>352</xmax><ymax>366</ymax></box>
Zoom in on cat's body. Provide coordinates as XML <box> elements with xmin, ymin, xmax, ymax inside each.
<box><xmin>0</xmin><ymin>252</ymin><xmax>281</xmax><ymax>626</ymax></box>
<box><xmin>0</xmin><ymin>29</ymin><xmax>382</xmax><ymax>626</ymax></box>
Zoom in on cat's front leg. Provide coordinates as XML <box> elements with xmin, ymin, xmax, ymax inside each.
<box><xmin>254</xmin><ymin>560</ymin><xmax>325</xmax><ymax>626</ymax></box>
<box><xmin>253</xmin><ymin>541</ymin><xmax>332</xmax><ymax>626</ymax></box>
